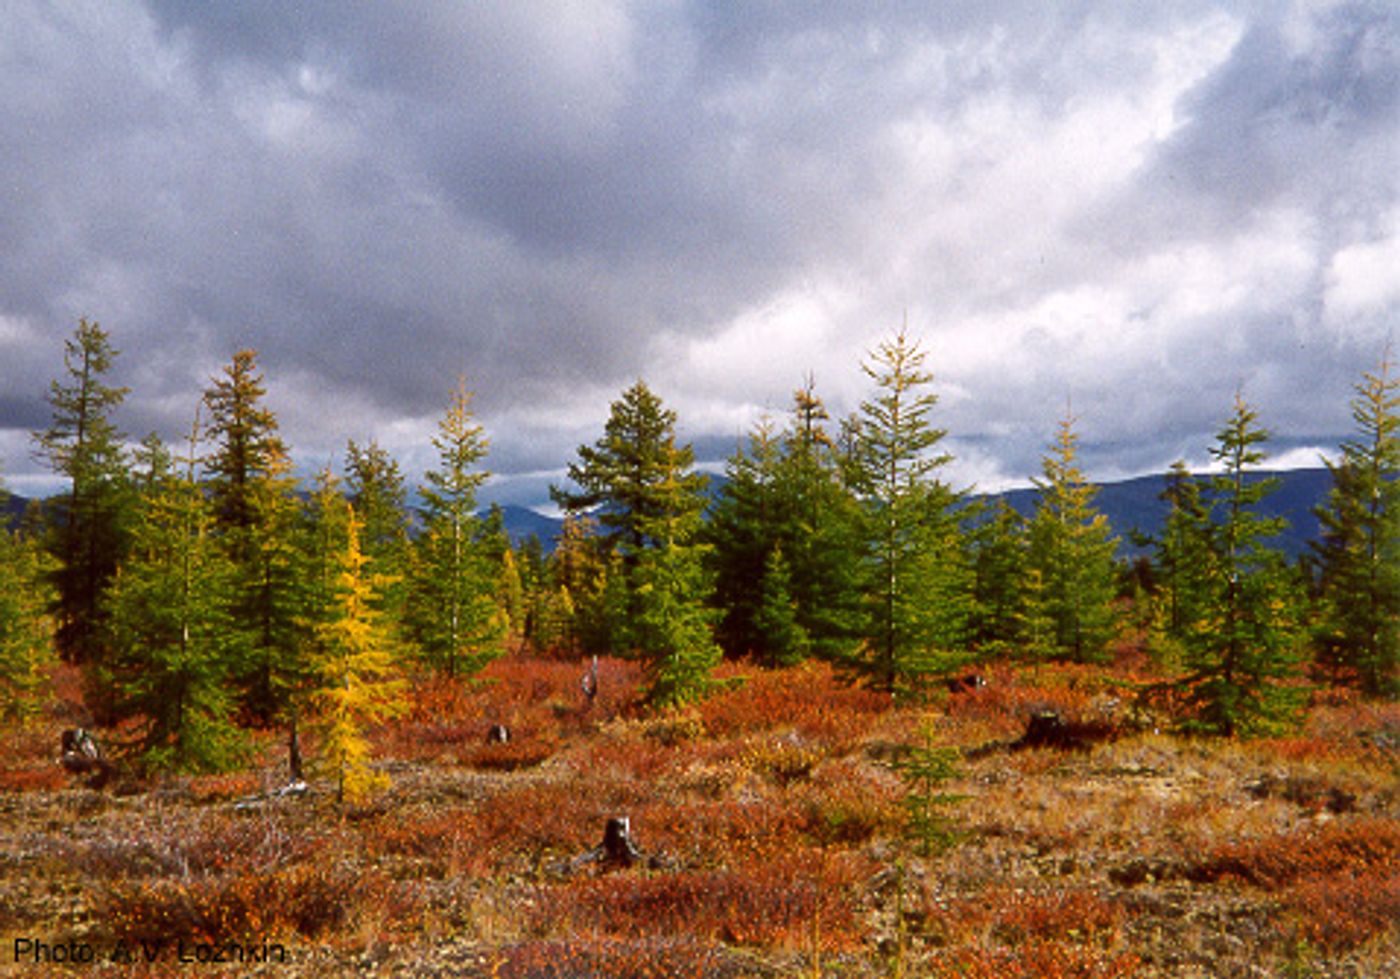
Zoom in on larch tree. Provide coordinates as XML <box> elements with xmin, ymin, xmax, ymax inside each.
<box><xmin>32</xmin><ymin>318</ymin><xmax>131</xmax><ymax>672</ymax></box>
<box><xmin>1150</xmin><ymin>461</ymin><xmax>1216</xmax><ymax>660</ymax></box>
<box><xmin>845</xmin><ymin>327</ymin><xmax>970</xmax><ymax>696</ymax></box>
<box><xmin>1177</xmin><ymin>394</ymin><xmax>1306</xmax><ymax>737</ymax></box>
<box><xmin>102</xmin><ymin>418</ymin><xmax>247</xmax><ymax>773</ymax></box>
<box><xmin>406</xmin><ymin>378</ymin><xmax>502</xmax><ymax>677</ymax></box>
<box><xmin>551</xmin><ymin>380</ymin><xmax>709</xmax><ymax>655</ymax></box>
<box><xmin>775</xmin><ymin>380</ymin><xmax>865</xmax><ymax>663</ymax></box>
<box><xmin>706</xmin><ymin>417</ymin><xmax>785</xmax><ymax>659</ymax></box>
<box><xmin>345</xmin><ymin>439</ymin><xmax>411</xmax><ymax>630</ymax></box>
<box><xmin>310</xmin><ymin>505</ymin><xmax>407</xmax><ymax>805</ymax></box>
<box><xmin>1024</xmin><ymin>410</ymin><xmax>1121</xmax><ymax>663</ymax></box>
<box><xmin>542</xmin><ymin>512</ymin><xmax>611</xmax><ymax>655</ymax></box>
<box><xmin>968</xmin><ymin>498</ymin><xmax>1030</xmax><ymax>658</ymax></box>
<box><xmin>202</xmin><ymin>349</ymin><xmax>302</xmax><ymax>724</ymax></box>
<box><xmin>1312</xmin><ymin>349</ymin><xmax>1400</xmax><ymax>698</ymax></box>
<box><xmin>632</xmin><ymin>443</ymin><xmax>722</xmax><ymax>706</ymax></box>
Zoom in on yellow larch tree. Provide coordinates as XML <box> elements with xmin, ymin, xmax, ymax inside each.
<box><xmin>311</xmin><ymin>504</ymin><xmax>407</xmax><ymax>805</ymax></box>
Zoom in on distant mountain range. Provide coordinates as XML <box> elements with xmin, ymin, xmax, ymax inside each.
<box><xmin>4</xmin><ymin>467</ymin><xmax>1336</xmax><ymax>560</ymax></box>
<box><xmin>983</xmin><ymin>467</ymin><xmax>1331</xmax><ymax>559</ymax></box>
<box><xmin>480</xmin><ymin>468</ymin><xmax>1336</xmax><ymax>558</ymax></box>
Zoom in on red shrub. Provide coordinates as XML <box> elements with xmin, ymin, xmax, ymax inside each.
<box><xmin>1284</xmin><ymin>870</ymin><xmax>1400</xmax><ymax>952</ymax></box>
<box><xmin>697</xmin><ymin>662</ymin><xmax>888</xmax><ymax>746</ymax></box>
<box><xmin>490</xmin><ymin>938</ymin><xmax>735</xmax><ymax>979</ymax></box>
<box><xmin>187</xmin><ymin>773</ymin><xmax>261</xmax><ymax>803</ymax></box>
<box><xmin>106</xmin><ymin>863</ymin><xmax>370</xmax><ymax>945</ymax></box>
<box><xmin>0</xmin><ymin>765</ymin><xmax>66</xmax><ymax>792</ymax></box>
<box><xmin>460</xmin><ymin>734</ymin><xmax>558</xmax><ymax>771</ymax></box>
<box><xmin>1191</xmin><ymin>818</ymin><xmax>1400</xmax><ymax>889</ymax></box>
<box><xmin>932</xmin><ymin>942</ymin><xmax>1142</xmax><ymax>978</ymax></box>
<box><xmin>534</xmin><ymin>852</ymin><xmax>862</xmax><ymax>951</ymax></box>
<box><xmin>928</xmin><ymin>886</ymin><xmax>1127</xmax><ymax>949</ymax></box>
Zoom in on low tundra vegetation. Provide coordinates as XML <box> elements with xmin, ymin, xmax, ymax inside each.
<box><xmin>1</xmin><ymin>655</ymin><xmax>1396</xmax><ymax>977</ymax></box>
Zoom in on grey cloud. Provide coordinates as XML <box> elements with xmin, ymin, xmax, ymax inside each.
<box><xmin>1</xmin><ymin>1</ymin><xmax>1396</xmax><ymax>503</ymax></box>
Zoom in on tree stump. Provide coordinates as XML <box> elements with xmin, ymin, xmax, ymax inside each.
<box><xmin>59</xmin><ymin>728</ymin><xmax>112</xmax><ymax>787</ymax></box>
<box><xmin>486</xmin><ymin>724</ymin><xmax>510</xmax><ymax>745</ymax></box>
<box><xmin>600</xmin><ymin>816</ymin><xmax>643</xmax><ymax>867</ymax></box>
<box><xmin>580</xmin><ymin>655</ymin><xmax>599</xmax><ymax>708</ymax></box>
<box><xmin>1020</xmin><ymin>710</ymin><xmax>1068</xmax><ymax>748</ymax></box>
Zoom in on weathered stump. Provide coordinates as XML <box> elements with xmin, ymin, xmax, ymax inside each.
<box><xmin>550</xmin><ymin>816</ymin><xmax>662</xmax><ymax>875</ymax></box>
<box><xmin>1020</xmin><ymin>709</ymin><xmax>1067</xmax><ymax>748</ymax></box>
<box><xmin>59</xmin><ymin>728</ymin><xmax>112</xmax><ymax>787</ymax></box>
<box><xmin>580</xmin><ymin>655</ymin><xmax>599</xmax><ymax>708</ymax></box>
<box><xmin>600</xmin><ymin>816</ymin><xmax>644</xmax><ymax>867</ymax></box>
<box><xmin>486</xmin><ymin>724</ymin><xmax>511</xmax><ymax>745</ymax></box>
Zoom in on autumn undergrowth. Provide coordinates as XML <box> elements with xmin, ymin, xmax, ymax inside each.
<box><xmin>1</xmin><ymin>654</ymin><xmax>1396</xmax><ymax>977</ymax></box>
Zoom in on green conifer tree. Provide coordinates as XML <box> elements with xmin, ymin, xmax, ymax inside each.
<box><xmin>1312</xmin><ymin>350</ymin><xmax>1400</xmax><ymax>697</ymax></box>
<box><xmin>203</xmin><ymin>351</ymin><xmax>304</xmax><ymax>725</ymax></box>
<box><xmin>968</xmin><ymin>499</ymin><xmax>1029</xmax><ymax>657</ymax></box>
<box><xmin>551</xmin><ymin>381</ymin><xmax>709</xmax><ymax>656</ymax></box>
<box><xmin>345</xmin><ymin>439</ymin><xmax>411</xmax><ymax>629</ymax></box>
<box><xmin>1178</xmin><ymin>395</ymin><xmax>1306</xmax><ymax>736</ymax></box>
<box><xmin>1024</xmin><ymin>410</ymin><xmax>1121</xmax><ymax>663</ymax></box>
<box><xmin>33</xmin><ymin>318</ymin><xmax>131</xmax><ymax>670</ymax></box>
<box><xmin>103</xmin><ymin>419</ymin><xmax>247</xmax><ymax>773</ymax></box>
<box><xmin>752</xmin><ymin>545</ymin><xmax>810</xmax><ymax>668</ymax></box>
<box><xmin>777</xmin><ymin>380</ymin><xmax>866</xmax><ymax>661</ymax></box>
<box><xmin>845</xmin><ymin>328</ymin><xmax>969</xmax><ymax>695</ymax></box>
<box><xmin>406</xmin><ymin>379</ymin><xmax>502</xmax><ymax>676</ymax></box>
<box><xmin>707</xmin><ymin>418</ymin><xmax>785</xmax><ymax>657</ymax></box>
<box><xmin>1150</xmin><ymin>461</ymin><xmax>1216</xmax><ymax>664</ymax></box>
<box><xmin>634</xmin><ymin>451</ymin><xmax>721</xmax><ymax>705</ymax></box>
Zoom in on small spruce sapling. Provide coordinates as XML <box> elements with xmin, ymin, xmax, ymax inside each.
<box><xmin>889</xmin><ymin>718</ymin><xmax>966</xmax><ymax>856</ymax></box>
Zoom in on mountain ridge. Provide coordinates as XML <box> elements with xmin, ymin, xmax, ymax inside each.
<box><xmin>4</xmin><ymin>467</ymin><xmax>1335</xmax><ymax>558</ymax></box>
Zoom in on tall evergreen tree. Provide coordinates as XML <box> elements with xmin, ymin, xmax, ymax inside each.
<box><xmin>968</xmin><ymin>498</ymin><xmax>1029</xmax><ymax>657</ymax></box>
<box><xmin>1024</xmin><ymin>410</ymin><xmax>1121</xmax><ymax>663</ymax></box>
<box><xmin>203</xmin><ymin>350</ymin><xmax>287</xmax><ymax>544</ymax></box>
<box><xmin>551</xmin><ymin>381</ymin><xmax>709</xmax><ymax>654</ymax></box>
<box><xmin>1177</xmin><ymin>395</ymin><xmax>1306</xmax><ymax>736</ymax></box>
<box><xmin>752</xmin><ymin>545</ymin><xmax>810</xmax><ymax>668</ymax></box>
<box><xmin>32</xmin><ymin>318</ymin><xmax>131</xmax><ymax>668</ymax></box>
<box><xmin>776</xmin><ymin>379</ymin><xmax>865</xmax><ymax>660</ymax></box>
<box><xmin>707</xmin><ymin>418</ymin><xmax>785</xmax><ymax>658</ymax></box>
<box><xmin>707</xmin><ymin>381</ymin><xmax>864</xmax><ymax>664</ymax></box>
<box><xmin>202</xmin><ymin>350</ymin><xmax>301</xmax><ymax>724</ymax></box>
<box><xmin>1150</xmin><ymin>461</ymin><xmax>1216</xmax><ymax>658</ymax></box>
<box><xmin>345</xmin><ymin>439</ymin><xmax>411</xmax><ymax>622</ymax></box>
<box><xmin>551</xmin><ymin>381</ymin><xmax>707</xmax><ymax>561</ymax></box>
<box><xmin>633</xmin><ymin>446</ymin><xmax>722</xmax><ymax>705</ymax></box>
<box><xmin>405</xmin><ymin>379</ymin><xmax>502</xmax><ymax>676</ymax></box>
<box><xmin>1312</xmin><ymin>349</ymin><xmax>1400</xmax><ymax>697</ymax></box>
<box><xmin>102</xmin><ymin>420</ymin><xmax>247</xmax><ymax>773</ymax></box>
<box><xmin>845</xmin><ymin>328</ymin><xmax>969</xmax><ymax>695</ymax></box>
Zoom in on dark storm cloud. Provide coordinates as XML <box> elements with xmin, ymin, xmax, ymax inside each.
<box><xmin>1</xmin><ymin>1</ymin><xmax>1397</xmax><ymax>502</ymax></box>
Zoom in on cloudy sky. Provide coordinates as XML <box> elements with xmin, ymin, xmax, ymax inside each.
<box><xmin>1</xmin><ymin>1</ymin><xmax>1396</xmax><ymax>507</ymax></box>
